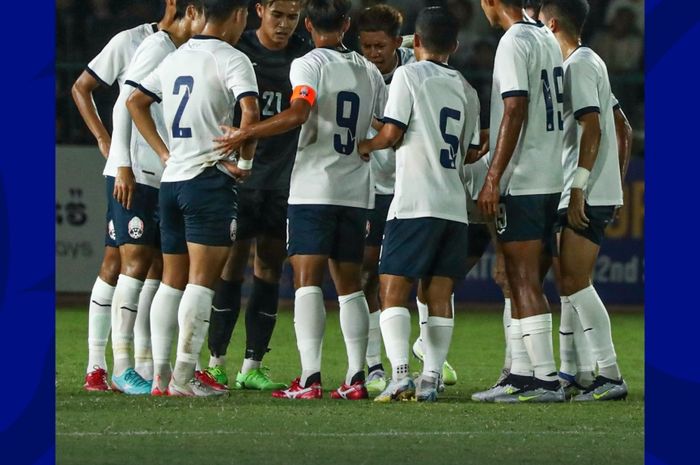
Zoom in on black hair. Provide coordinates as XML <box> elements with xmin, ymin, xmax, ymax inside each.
<box><xmin>305</xmin><ymin>0</ymin><xmax>351</xmax><ymax>33</ymax></box>
<box><xmin>415</xmin><ymin>7</ymin><xmax>459</xmax><ymax>54</ymax></box>
<box><xmin>541</xmin><ymin>0</ymin><xmax>590</xmax><ymax>34</ymax></box>
<box><xmin>174</xmin><ymin>0</ymin><xmax>203</xmax><ymax>20</ymax></box>
<box><xmin>356</xmin><ymin>4</ymin><xmax>403</xmax><ymax>37</ymax></box>
<box><xmin>201</xmin><ymin>0</ymin><xmax>250</xmax><ymax>22</ymax></box>
<box><xmin>523</xmin><ymin>0</ymin><xmax>542</xmax><ymax>17</ymax></box>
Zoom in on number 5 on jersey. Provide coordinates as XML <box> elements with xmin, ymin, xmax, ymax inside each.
<box><xmin>172</xmin><ymin>75</ymin><xmax>194</xmax><ymax>138</ymax></box>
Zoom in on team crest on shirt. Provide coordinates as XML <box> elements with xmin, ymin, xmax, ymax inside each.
<box><xmin>230</xmin><ymin>219</ymin><xmax>238</xmax><ymax>242</ymax></box>
<box><xmin>128</xmin><ymin>216</ymin><xmax>144</xmax><ymax>239</ymax></box>
<box><xmin>108</xmin><ymin>220</ymin><xmax>116</xmax><ymax>241</ymax></box>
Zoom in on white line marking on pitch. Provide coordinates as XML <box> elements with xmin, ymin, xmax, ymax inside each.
<box><xmin>57</xmin><ymin>430</ymin><xmax>643</xmax><ymax>438</ymax></box>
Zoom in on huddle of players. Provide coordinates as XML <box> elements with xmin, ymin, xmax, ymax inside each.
<box><xmin>73</xmin><ymin>0</ymin><xmax>631</xmax><ymax>402</ymax></box>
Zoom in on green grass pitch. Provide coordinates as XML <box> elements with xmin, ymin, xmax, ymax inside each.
<box><xmin>56</xmin><ymin>306</ymin><xmax>644</xmax><ymax>465</ymax></box>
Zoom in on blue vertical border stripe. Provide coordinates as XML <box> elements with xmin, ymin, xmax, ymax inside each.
<box><xmin>0</xmin><ymin>1</ymin><xmax>55</xmax><ymax>464</ymax></box>
<box><xmin>646</xmin><ymin>2</ymin><xmax>700</xmax><ymax>464</ymax></box>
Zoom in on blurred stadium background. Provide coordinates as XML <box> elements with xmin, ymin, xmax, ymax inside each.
<box><xmin>55</xmin><ymin>0</ymin><xmax>644</xmax><ymax>307</ymax></box>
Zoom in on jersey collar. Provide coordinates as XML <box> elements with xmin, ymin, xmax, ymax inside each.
<box><xmin>427</xmin><ymin>59</ymin><xmax>455</xmax><ymax>70</ymax></box>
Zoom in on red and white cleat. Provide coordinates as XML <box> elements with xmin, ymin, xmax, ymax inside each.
<box><xmin>83</xmin><ymin>366</ymin><xmax>110</xmax><ymax>392</ymax></box>
<box><xmin>195</xmin><ymin>370</ymin><xmax>228</xmax><ymax>393</ymax></box>
<box><xmin>151</xmin><ymin>374</ymin><xmax>168</xmax><ymax>396</ymax></box>
<box><xmin>330</xmin><ymin>380</ymin><xmax>369</xmax><ymax>400</ymax></box>
<box><xmin>271</xmin><ymin>377</ymin><xmax>322</xmax><ymax>399</ymax></box>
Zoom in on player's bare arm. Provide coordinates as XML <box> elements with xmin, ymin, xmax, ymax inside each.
<box><xmin>357</xmin><ymin>123</ymin><xmax>404</xmax><ymax>161</ymax></box>
<box><xmin>568</xmin><ymin>111</ymin><xmax>602</xmax><ymax>230</ymax></box>
<box><xmin>477</xmin><ymin>95</ymin><xmax>527</xmax><ymax>217</ymax></box>
<box><xmin>614</xmin><ymin>106</ymin><xmax>633</xmax><ymax>182</ymax></box>
<box><xmin>126</xmin><ymin>90</ymin><xmax>170</xmax><ymax>163</ymax></box>
<box><xmin>219</xmin><ymin>95</ymin><xmax>260</xmax><ymax>180</ymax></box>
<box><xmin>215</xmin><ymin>97</ymin><xmax>311</xmax><ymax>154</ymax></box>
<box><xmin>71</xmin><ymin>71</ymin><xmax>111</xmax><ymax>158</ymax></box>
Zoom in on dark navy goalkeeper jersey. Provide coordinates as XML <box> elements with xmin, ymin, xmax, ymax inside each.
<box><xmin>233</xmin><ymin>30</ymin><xmax>312</xmax><ymax>190</ymax></box>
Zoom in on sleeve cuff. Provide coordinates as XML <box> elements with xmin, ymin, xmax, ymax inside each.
<box><xmin>236</xmin><ymin>91</ymin><xmax>259</xmax><ymax>102</ymax></box>
<box><xmin>501</xmin><ymin>90</ymin><xmax>528</xmax><ymax>99</ymax></box>
<box><xmin>574</xmin><ymin>106</ymin><xmax>600</xmax><ymax>120</ymax></box>
<box><xmin>468</xmin><ymin>144</ymin><xmax>480</xmax><ymax>150</ymax></box>
<box><xmin>137</xmin><ymin>84</ymin><xmax>162</xmax><ymax>103</ymax></box>
<box><xmin>125</xmin><ymin>80</ymin><xmax>139</xmax><ymax>88</ymax></box>
<box><xmin>382</xmin><ymin>116</ymin><xmax>408</xmax><ymax>131</ymax></box>
<box><xmin>86</xmin><ymin>66</ymin><xmax>110</xmax><ymax>88</ymax></box>
<box><xmin>612</xmin><ymin>103</ymin><xmax>621</xmax><ymax>112</ymax></box>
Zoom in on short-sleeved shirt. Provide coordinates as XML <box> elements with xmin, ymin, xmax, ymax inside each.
<box><xmin>559</xmin><ymin>46</ymin><xmax>623</xmax><ymax>209</ymax></box>
<box><xmin>232</xmin><ymin>31</ymin><xmax>311</xmax><ymax>191</ymax></box>
<box><xmin>105</xmin><ymin>30</ymin><xmax>176</xmax><ymax>188</ymax></box>
<box><xmin>384</xmin><ymin>61</ymin><xmax>480</xmax><ymax>224</ymax></box>
<box><xmin>139</xmin><ymin>35</ymin><xmax>259</xmax><ymax>183</ymax></box>
<box><xmin>490</xmin><ymin>18</ymin><xmax>565</xmax><ymax>196</ymax></box>
<box><xmin>369</xmin><ymin>47</ymin><xmax>416</xmax><ymax>195</ymax></box>
<box><xmin>288</xmin><ymin>47</ymin><xmax>386</xmax><ymax>209</ymax></box>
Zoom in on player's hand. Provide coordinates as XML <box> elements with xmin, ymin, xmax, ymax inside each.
<box><xmin>114</xmin><ymin>166</ymin><xmax>136</xmax><ymax>210</ymax></box>
<box><xmin>97</xmin><ymin>136</ymin><xmax>111</xmax><ymax>160</ymax></box>
<box><xmin>214</xmin><ymin>125</ymin><xmax>246</xmax><ymax>155</ymax></box>
<box><xmin>477</xmin><ymin>177</ymin><xmax>500</xmax><ymax>218</ymax></box>
<box><xmin>478</xmin><ymin>129</ymin><xmax>489</xmax><ymax>157</ymax></box>
<box><xmin>357</xmin><ymin>139</ymin><xmax>372</xmax><ymax>162</ymax></box>
<box><xmin>158</xmin><ymin>150</ymin><xmax>170</xmax><ymax>164</ymax></box>
<box><xmin>567</xmin><ymin>189</ymin><xmax>590</xmax><ymax>230</ymax></box>
<box><xmin>219</xmin><ymin>160</ymin><xmax>251</xmax><ymax>181</ymax></box>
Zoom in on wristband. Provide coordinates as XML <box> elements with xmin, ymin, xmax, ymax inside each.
<box><xmin>571</xmin><ymin>167</ymin><xmax>590</xmax><ymax>190</ymax></box>
<box><xmin>237</xmin><ymin>158</ymin><xmax>253</xmax><ymax>170</ymax></box>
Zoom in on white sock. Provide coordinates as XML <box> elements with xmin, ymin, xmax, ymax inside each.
<box><xmin>503</xmin><ymin>298</ymin><xmax>512</xmax><ymax>370</ymax></box>
<box><xmin>339</xmin><ymin>291</ymin><xmax>370</xmax><ymax>385</ymax></box>
<box><xmin>241</xmin><ymin>358</ymin><xmax>260</xmax><ymax>374</ymax></box>
<box><xmin>150</xmin><ymin>283</ymin><xmax>183</xmax><ymax>387</ymax></box>
<box><xmin>509</xmin><ymin>319</ymin><xmax>533</xmax><ymax>376</ymax></box>
<box><xmin>380</xmin><ymin>307</ymin><xmax>411</xmax><ymax>380</ymax></box>
<box><xmin>87</xmin><ymin>277</ymin><xmax>114</xmax><ymax>373</ymax></box>
<box><xmin>134</xmin><ymin>278</ymin><xmax>158</xmax><ymax>380</ymax></box>
<box><xmin>366</xmin><ymin>310</ymin><xmax>382</xmax><ymax>370</ymax></box>
<box><xmin>209</xmin><ymin>355</ymin><xmax>225</xmax><ymax>367</ymax></box>
<box><xmin>521</xmin><ymin>313</ymin><xmax>557</xmax><ymax>382</ymax></box>
<box><xmin>572</xmin><ymin>301</ymin><xmax>596</xmax><ymax>379</ymax></box>
<box><xmin>569</xmin><ymin>285</ymin><xmax>621</xmax><ymax>380</ymax></box>
<box><xmin>111</xmin><ymin>275</ymin><xmax>144</xmax><ymax>377</ymax></box>
<box><xmin>416</xmin><ymin>297</ymin><xmax>428</xmax><ymax>352</ymax></box>
<box><xmin>172</xmin><ymin>284</ymin><xmax>214</xmax><ymax>385</ymax></box>
<box><xmin>559</xmin><ymin>296</ymin><xmax>577</xmax><ymax>376</ymax></box>
<box><xmin>294</xmin><ymin>286</ymin><xmax>326</xmax><ymax>386</ymax></box>
<box><xmin>422</xmin><ymin>316</ymin><xmax>454</xmax><ymax>378</ymax></box>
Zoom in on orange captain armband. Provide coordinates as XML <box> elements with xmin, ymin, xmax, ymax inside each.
<box><xmin>291</xmin><ymin>85</ymin><xmax>317</xmax><ymax>106</ymax></box>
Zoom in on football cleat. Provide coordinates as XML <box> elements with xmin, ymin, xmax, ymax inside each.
<box><xmin>412</xmin><ymin>338</ymin><xmax>457</xmax><ymax>385</ymax></box>
<box><xmin>234</xmin><ymin>367</ymin><xmax>288</xmax><ymax>391</ymax></box>
<box><xmin>559</xmin><ymin>372</ymin><xmax>588</xmax><ymax>399</ymax></box>
<box><xmin>573</xmin><ymin>376</ymin><xmax>628</xmax><ymax>402</ymax></box>
<box><xmin>151</xmin><ymin>374</ymin><xmax>169</xmax><ymax>396</ymax></box>
<box><xmin>472</xmin><ymin>373</ymin><xmax>533</xmax><ymax>403</ymax></box>
<box><xmin>374</xmin><ymin>377</ymin><xmax>416</xmax><ymax>403</ymax></box>
<box><xmin>167</xmin><ymin>377</ymin><xmax>228</xmax><ymax>397</ymax></box>
<box><xmin>366</xmin><ymin>369</ymin><xmax>387</xmax><ymax>394</ymax></box>
<box><xmin>330</xmin><ymin>380</ymin><xmax>369</xmax><ymax>400</ymax></box>
<box><xmin>494</xmin><ymin>378</ymin><xmax>565</xmax><ymax>403</ymax></box>
<box><xmin>203</xmin><ymin>365</ymin><xmax>229</xmax><ymax>387</ymax></box>
<box><xmin>415</xmin><ymin>374</ymin><xmax>439</xmax><ymax>402</ymax></box>
<box><xmin>195</xmin><ymin>370</ymin><xmax>228</xmax><ymax>392</ymax></box>
<box><xmin>111</xmin><ymin>368</ymin><xmax>151</xmax><ymax>395</ymax></box>
<box><xmin>272</xmin><ymin>377</ymin><xmax>322</xmax><ymax>399</ymax></box>
<box><xmin>83</xmin><ymin>366</ymin><xmax>110</xmax><ymax>392</ymax></box>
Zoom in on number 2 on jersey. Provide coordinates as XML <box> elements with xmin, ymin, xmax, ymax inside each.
<box><xmin>172</xmin><ymin>76</ymin><xmax>194</xmax><ymax>138</ymax></box>
<box><xmin>334</xmin><ymin>91</ymin><xmax>360</xmax><ymax>155</ymax></box>
<box><xmin>439</xmin><ymin>107</ymin><xmax>461</xmax><ymax>169</ymax></box>
<box><xmin>540</xmin><ymin>67</ymin><xmax>563</xmax><ymax>132</ymax></box>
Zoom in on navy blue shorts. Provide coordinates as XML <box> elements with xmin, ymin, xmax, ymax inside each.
<box><xmin>108</xmin><ymin>180</ymin><xmax>160</xmax><ymax>248</ymax></box>
<box><xmin>557</xmin><ymin>205</ymin><xmax>616</xmax><ymax>246</ymax></box>
<box><xmin>366</xmin><ymin>194</ymin><xmax>393</xmax><ymax>247</ymax></box>
<box><xmin>104</xmin><ymin>177</ymin><xmax>118</xmax><ymax>248</ymax></box>
<box><xmin>467</xmin><ymin>223</ymin><xmax>491</xmax><ymax>258</ymax></box>
<box><xmin>496</xmin><ymin>193</ymin><xmax>559</xmax><ymax>256</ymax></box>
<box><xmin>236</xmin><ymin>188</ymin><xmax>288</xmax><ymax>241</ymax></box>
<box><xmin>287</xmin><ymin>204</ymin><xmax>368</xmax><ymax>263</ymax></box>
<box><xmin>379</xmin><ymin>218</ymin><xmax>469</xmax><ymax>280</ymax></box>
<box><xmin>159</xmin><ymin>167</ymin><xmax>238</xmax><ymax>254</ymax></box>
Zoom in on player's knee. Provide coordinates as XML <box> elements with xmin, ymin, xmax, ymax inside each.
<box><xmin>560</xmin><ymin>274</ymin><xmax>590</xmax><ymax>296</ymax></box>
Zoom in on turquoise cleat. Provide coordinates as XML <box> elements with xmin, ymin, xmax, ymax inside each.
<box><xmin>111</xmin><ymin>367</ymin><xmax>152</xmax><ymax>395</ymax></box>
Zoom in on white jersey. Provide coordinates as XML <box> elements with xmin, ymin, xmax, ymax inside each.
<box><xmin>490</xmin><ymin>17</ymin><xmax>564</xmax><ymax>196</ymax></box>
<box><xmin>370</xmin><ymin>47</ymin><xmax>415</xmax><ymax>195</ymax></box>
<box><xmin>288</xmin><ymin>48</ymin><xmax>386</xmax><ymax>209</ymax></box>
<box><xmin>559</xmin><ymin>46</ymin><xmax>623</xmax><ymax>209</ymax></box>
<box><xmin>105</xmin><ymin>31</ymin><xmax>176</xmax><ymax>188</ymax></box>
<box><xmin>384</xmin><ymin>61</ymin><xmax>480</xmax><ymax>224</ymax></box>
<box><xmin>139</xmin><ymin>35</ymin><xmax>258</xmax><ymax>183</ymax></box>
